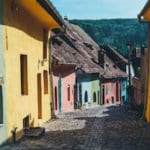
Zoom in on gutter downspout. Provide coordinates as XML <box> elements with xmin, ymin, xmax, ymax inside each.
<box><xmin>138</xmin><ymin>14</ymin><xmax>150</xmax><ymax>120</ymax></box>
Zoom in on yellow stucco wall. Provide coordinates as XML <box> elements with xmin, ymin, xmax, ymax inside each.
<box><xmin>145</xmin><ymin>24</ymin><xmax>150</xmax><ymax>122</ymax></box>
<box><xmin>140</xmin><ymin>5</ymin><xmax>150</xmax><ymax>122</ymax></box>
<box><xmin>3</xmin><ymin>0</ymin><xmax>54</xmax><ymax>141</ymax></box>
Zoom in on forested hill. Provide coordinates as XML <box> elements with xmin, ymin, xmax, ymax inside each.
<box><xmin>70</xmin><ymin>19</ymin><xmax>147</xmax><ymax>57</ymax></box>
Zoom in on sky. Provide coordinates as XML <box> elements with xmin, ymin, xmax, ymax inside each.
<box><xmin>51</xmin><ymin>0</ymin><xmax>148</xmax><ymax>20</ymax></box>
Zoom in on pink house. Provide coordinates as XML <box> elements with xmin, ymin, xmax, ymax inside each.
<box><xmin>53</xmin><ymin>63</ymin><xmax>76</xmax><ymax>113</ymax></box>
<box><xmin>102</xmin><ymin>80</ymin><xmax>121</xmax><ymax>105</ymax></box>
<box><xmin>99</xmin><ymin>47</ymin><xmax>127</xmax><ymax>106</ymax></box>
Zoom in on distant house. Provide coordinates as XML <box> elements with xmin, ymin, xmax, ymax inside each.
<box><xmin>51</xmin><ymin>21</ymin><xmax>128</xmax><ymax>110</ymax></box>
<box><xmin>100</xmin><ymin>46</ymin><xmax>128</xmax><ymax>105</ymax></box>
<box><xmin>132</xmin><ymin>47</ymin><xmax>147</xmax><ymax>111</ymax></box>
<box><xmin>51</xmin><ymin>30</ymin><xmax>77</xmax><ymax>113</ymax></box>
<box><xmin>51</xmin><ymin>22</ymin><xmax>104</xmax><ymax>110</ymax></box>
<box><xmin>0</xmin><ymin>0</ymin><xmax>64</xmax><ymax>144</ymax></box>
<box><xmin>138</xmin><ymin>0</ymin><xmax>150</xmax><ymax>122</ymax></box>
<box><xmin>100</xmin><ymin>58</ymin><xmax>128</xmax><ymax>106</ymax></box>
<box><xmin>66</xmin><ymin>23</ymin><xmax>104</xmax><ymax>108</ymax></box>
<box><xmin>52</xmin><ymin>62</ymin><xmax>76</xmax><ymax>113</ymax></box>
<box><xmin>76</xmin><ymin>68</ymin><xmax>101</xmax><ymax>109</ymax></box>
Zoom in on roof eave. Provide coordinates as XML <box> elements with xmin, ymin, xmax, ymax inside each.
<box><xmin>138</xmin><ymin>0</ymin><xmax>150</xmax><ymax>21</ymax></box>
<box><xmin>37</xmin><ymin>0</ymin><xmax>65</xmax><ymax>28</ymax></box>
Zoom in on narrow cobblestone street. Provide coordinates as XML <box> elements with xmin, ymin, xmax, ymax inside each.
<box><xmin>1</xmin><ymin>105</ymin><xmax>150</xmax><ymax>150</ymax></box>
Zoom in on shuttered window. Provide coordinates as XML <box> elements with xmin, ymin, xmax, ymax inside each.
<box><xmin>43</xmin><ymin>70</ymin><xmax>48</xmax><ymax>94</ymax></box>
<box><xmin>20</xmin><ymin>55</ymin><xmax>28</xmax><ymax>95</ymax></box>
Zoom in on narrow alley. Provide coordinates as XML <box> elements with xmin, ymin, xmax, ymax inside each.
<box><xmin>1</xmin><ymin>105</ymin><xmax>150</xmax><ymax>150</ymax></box>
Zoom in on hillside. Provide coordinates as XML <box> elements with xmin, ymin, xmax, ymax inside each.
<box><xmin>70</xmin><ymin>19</ymin><xmax>147</xmax><ymax>57</ymax></box>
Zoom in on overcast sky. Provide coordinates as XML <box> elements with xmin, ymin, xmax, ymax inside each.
<box><xmin>51</xmin><ymin>0</ymin><xmax>147</xmax><ymax>19</ymax></box>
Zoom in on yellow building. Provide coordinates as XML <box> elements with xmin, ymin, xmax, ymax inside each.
<box><xmin>139</xmin><ymin>0</ymin><xmax>150</xmax><ymax>122</ymax></box>
<box><xmin>0</xmin><ymin>0</ymin><xmax>64</xmax><ymax>144</ymax></box>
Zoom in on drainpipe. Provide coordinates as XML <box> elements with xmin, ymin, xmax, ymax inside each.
<box><xmin>11</xmin><ymin>127</ymin><xmax>18</xmax><ymax>143</ymax></box>
<box><xmin>127</xmin><ymin>43</ymin><xmax>132</xmax><ymax>109</ymax></box>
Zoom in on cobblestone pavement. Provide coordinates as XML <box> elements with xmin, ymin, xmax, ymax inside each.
<box><xmin>1</xmin><ymin>105</ymin><xmax>150</xmax><ymax>150</ymax></box>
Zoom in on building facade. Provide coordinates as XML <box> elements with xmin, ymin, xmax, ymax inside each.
<box><xmin>77</xmin><ymin>73</ymin><xmax>100</xmax><ymax>108</ymax></box>
<box><xmin>53</xmin><ymin>64</ymin><xmax>76</xmax><ymax>113</ymax></box>
<box><xmin>0</xmin><ymin>0</ymin><xmax>64</xmax><ymax>144</ymax></box>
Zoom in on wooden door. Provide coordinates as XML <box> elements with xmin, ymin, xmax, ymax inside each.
<box><xmin>58</xmin><ymin>77</ymin><xmax>62</xmax><ymax>112</ymax></box>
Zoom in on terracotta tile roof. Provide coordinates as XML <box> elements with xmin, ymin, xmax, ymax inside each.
<box><xmin>100</xmin><ymin>45</ymin><xmax>128</xmax><ymax>64</ymax></box>
<box><xmin>51</xmin><ymin>22</ymin><xmax>127</xmax><ymax>78</ymax></box>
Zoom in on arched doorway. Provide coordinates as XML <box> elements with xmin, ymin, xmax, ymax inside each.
<box><xmin>93</xmin><ymin>92</ymin><xmax>96</xmax><ymax>102</ymax></box>
<box><xmin>84</xmin><ymin>91</ymin><xmax>88</xmax><ymax>103</ymax></box>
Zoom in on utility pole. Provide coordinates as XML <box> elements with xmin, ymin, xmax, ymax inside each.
<box><xmin>127</xmin><ymin>43</ymin><xmax>131</xmax><ymax>87</ymax></box>
<box><xmin>127</xmin><ymin>43</ymin><xmax>132</xmax><ymax>109</ymax></box>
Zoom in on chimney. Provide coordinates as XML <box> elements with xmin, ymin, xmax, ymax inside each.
<box><xmin>98</xmin><ymin>49</ymin><xmax>105</xmax><ymax>68</ymax></box>
<box><xmin>64</xmin><ymin>16</ymin><xmax>69</xmax><ymax>27</ymax></box>
<box><xmin>64</xmin><ymin>16</ymin><xmax>69</xmax><ymax>22</ymax></box>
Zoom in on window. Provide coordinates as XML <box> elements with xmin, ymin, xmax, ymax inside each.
<box><xmin>93</xmin><ymin>92</ymin><xmax>96</xmax><ymax>102</ymax></box>
<box><xmin>43</xmin><ymin>29</ymin><xmax>48</xmax><ymax>59</ymax></box>
<box><xmin>43</xmin><ymin>70</ymin><xmax>48</xmax><ymax>94</ymax></box>
<box><xmin>67</xmin><ymin>85</ymin><xmax>70</xmax><ymax>101</ymax></box>
<box><xmin>0</xmin><ymin>85</ymin><xmax>3</xmax><ymax>124</ymax></box>
<box><xmin>20</xmin><ymin>55</ymin><xmax>28</xmax><ymax>95</ymax></box>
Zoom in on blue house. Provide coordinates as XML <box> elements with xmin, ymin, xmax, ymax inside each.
<box><xmin>51</xmin><ymin>23</ymin><xmax>103</xmax><ymax>110</ymax></box>
<box><xmin>76</xmin><ymin>71</ymin><xmax>101</xmax><ymax>108</ymax></box>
